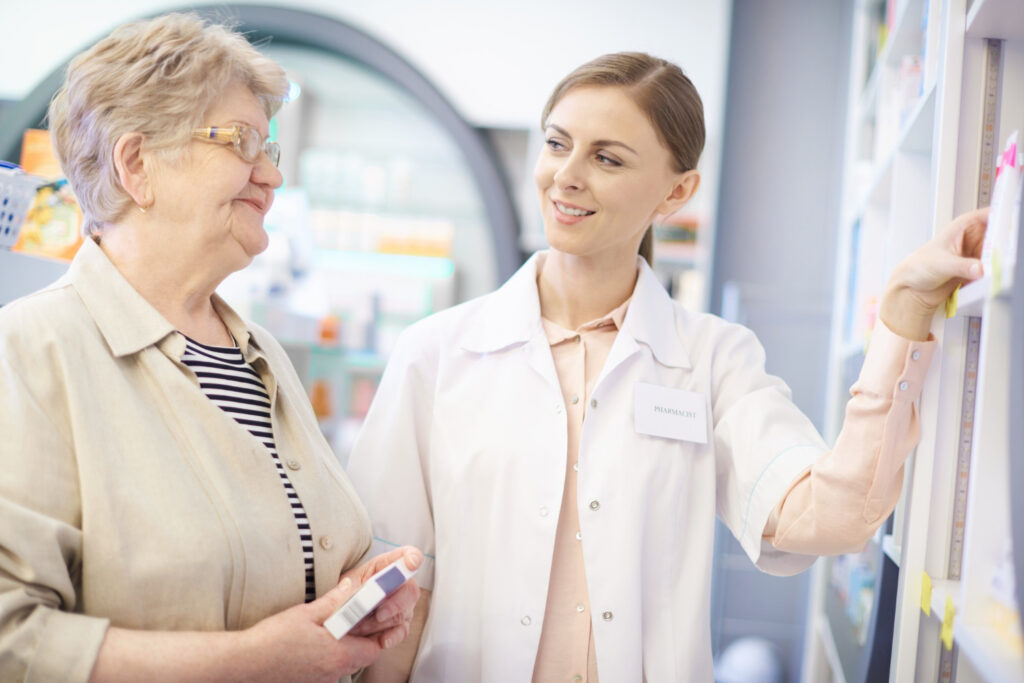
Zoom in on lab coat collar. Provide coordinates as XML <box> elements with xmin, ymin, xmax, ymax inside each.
<box><xmin>623</xmin><ymin>257</ymin><xmax>692</xmax><ymax>370</ymax></box>
<box><xmin>460</xmin><ymin>251</ymin><xmax>692</xmax><ymax>370</ymax></box>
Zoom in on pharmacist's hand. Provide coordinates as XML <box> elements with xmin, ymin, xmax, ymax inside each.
<box><xmin>880</xmin><ymin>207</ymin><xmax>989</xmax><ymax>340</ymax></box>
<box><xmin>239</xmin><ymin>576</ymin><xmax>386</xmax><ymax>682</ymax></box>
<box><xmin>343</xmin><ymin>546</ymin><xmax>422</xmax><ymax>645</ymax></box>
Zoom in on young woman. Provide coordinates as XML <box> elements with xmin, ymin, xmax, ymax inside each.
<box><xmin>347</xmin><ymin>52</ymin><xmax>987</xmax><ymax>681</ymax></box>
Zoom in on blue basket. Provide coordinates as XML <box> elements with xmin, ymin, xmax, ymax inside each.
<box><xmin>0</xmin><ymin>168</ymin><xmax>42</xmax><ymax>249</ymax></box>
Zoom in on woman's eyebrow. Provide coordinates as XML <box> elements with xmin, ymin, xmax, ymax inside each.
<box><xmin>547</xmin><ymin>124</ymin><xmax>638</xmax><ymax>156</ymax></box>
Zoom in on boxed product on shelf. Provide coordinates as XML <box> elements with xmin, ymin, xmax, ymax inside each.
<box><xmin>981</xmin><ymin>131</ymin><xmax>1022</xmax><ymax>289</ymax></box>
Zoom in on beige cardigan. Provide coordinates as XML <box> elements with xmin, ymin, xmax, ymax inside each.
<box><xmin>0</xmin><ymin>238</ymin><xmax>372</xmax><ymax>682</ymax></box>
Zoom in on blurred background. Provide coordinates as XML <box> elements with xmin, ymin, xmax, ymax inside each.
<box><xmin>0</xmin><ymin>1</ymin><xmax>854</xmax><ymax>680</ymax></box>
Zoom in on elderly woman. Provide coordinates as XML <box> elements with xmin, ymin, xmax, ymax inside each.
<box><xmin>0</xmin><ymin>13</ymin><xmax>419</xmax><ymax>682</ymax></box>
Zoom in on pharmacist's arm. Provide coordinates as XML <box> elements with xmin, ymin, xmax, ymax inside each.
<box><xmin>766</xmin><ymin>208</ymin><xmax>988</xmax><ymax>554</ymax></box>
<box><xmin>359</xmin><ymin>589</ymin><xmax>432</xmax><ymax>683</ymax></box>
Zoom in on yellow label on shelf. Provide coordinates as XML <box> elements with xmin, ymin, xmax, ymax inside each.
<box><xmin>945</xmin><ymin>285</ymin><xmax>960</xmax><ymax>318</ymax></box>
<box><xmin>941</xmin><ymin>595</ymin><xmax>955</xmax><ymax>650</ymax></box>
<box><xmin>921</xmin><ymin>572</ymin><xmax>932</xmax><ymax>615</ymax></box>
<box><xmin>991</xmin><ymin>249</ymin><xmax>1003</xmax><ymax>297</ymax></box>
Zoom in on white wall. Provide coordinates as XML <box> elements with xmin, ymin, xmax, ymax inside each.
<box><xmin>0</xmin><ymin>0</ymin><xmax>732</xmax><ymax>132</ymax></box>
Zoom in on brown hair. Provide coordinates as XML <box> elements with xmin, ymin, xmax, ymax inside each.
<box><xmin>48</xmin><ymin>12</ymin><xmax>289</xmax><ymax>235</ymax></box>
<box><xmin>541</xmin><ymin>52</ymin><xmax>705</xmax><ymax>265</ymax></box>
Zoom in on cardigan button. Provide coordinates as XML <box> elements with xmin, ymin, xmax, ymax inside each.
<box><xmin>318</xmin><ymin>536</ymin><xmax>333</xmax><ymax>550</ymax></box>
<box><xmin>286</xmin><ymin>458</ymin><xmax>301</xmax><ymax>471</ymax></box>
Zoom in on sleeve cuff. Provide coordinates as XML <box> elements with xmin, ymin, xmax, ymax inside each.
<box><xmin>856</xmin><ymin>320</ymin><xmax>936</xmax><ymax>399</ymax></box>
<box><xmin>369</xmin><ymin>537</ymin><xmax>436</xmax><ymax>591</ymax></box>
<box><xmin>29</xmin><ymin>610</ymin><xmax>109</xmax><ymax>683</ymax></box>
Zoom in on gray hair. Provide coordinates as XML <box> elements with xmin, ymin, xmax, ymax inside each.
<box><xmin>47</xmin><ymin>12</ymin><xmax>289</xmax><ymax>235</ymax></box>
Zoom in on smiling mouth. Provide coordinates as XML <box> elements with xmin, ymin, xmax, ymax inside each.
<box><xmin>553</xmin><ymin>200</ymin><xmax>595</xmax><ymax>217</ymax></box>
<box><xmin>238</xmin><ymin>198</ymin><xmax>268</xmax><ymax>214</ymax></box>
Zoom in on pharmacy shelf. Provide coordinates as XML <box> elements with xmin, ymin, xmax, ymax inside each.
<box><xmin>0</xmin><ymin>248</ymin><xmax>69</xmax><ymax>306</ymax></box>
<box><xmin>807</xmin><ymin>1</ymin><xmax>1024</xmax><ymax>681</ymax></box>
<box><xmin>966</xmin><ymin>0</ymin><xmax>1024</xmax><ymax>40</ymax></box>
<box><xmin>952</xmin><ymin>267</ymin><xmax>1016</xmax><ymax>316</ymax></box>
<box><xmin>849</xmin><ymin>82</ymin><xmax>937</xmax><ymax>224</ymax></box>
<box><xmin>882</xmin><ymin>534</ymin><xmax>902</xmax><ymax>567</ymax></box>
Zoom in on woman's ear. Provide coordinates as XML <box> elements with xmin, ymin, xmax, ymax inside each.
<box><xmin>112</xmin><ymin>132</ymin><xmax>153</xmax><ymax>209</ymax></box>
<box><xmin>656</xmin><ymin>169</ymin><xmax>701</xmax><ymax>217</ymax></box>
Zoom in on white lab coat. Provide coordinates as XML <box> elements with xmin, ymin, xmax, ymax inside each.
<box><xmin>347</xmin><ymin>253</ymin><xmax>823</xmax><ymax>681</ymax></box>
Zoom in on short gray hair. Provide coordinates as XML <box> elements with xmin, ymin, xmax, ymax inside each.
<box><xmin>48</xmin><ymin>12</ymin><xmax>289</xmax><ymax>235</ymax></box>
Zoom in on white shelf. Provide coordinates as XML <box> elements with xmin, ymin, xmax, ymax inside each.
<box><xmin>952</xmin><ymin>265</ymin><xmax>1016</xmax><ymax>316</ymax></box>
<box><xmin>850</xmin><ymin>82</ymin><xmax>937</xmax><ymax>222</ymax></box>
<box><xmin>878</xmin><ymin>0</ymin><xmax>926</xmax><ymax>73</ymax></box>
<box><xmin>810</xmin><ymin>1</ymin><xmax>1024</xmax><ymax>680</ymax></box>
<box><xmin>966</xmin><ymin>0</ymin><xmax>1024</xmax><ymax>40</ymax></box>
<box><xmin>882</xmin><ymin>534</ymin><xmax>902</xmax><ymax>567</ymax></box>
<box><xmin>956</xmin><ymin>618</ymin><xmax>1024</xmax><ymax>681</ymax></box>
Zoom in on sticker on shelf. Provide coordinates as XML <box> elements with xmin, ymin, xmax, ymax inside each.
<box><xmin>921</xmin><ymin>571</ymin><xmax>932</xmax><ymax>616</ymax></box>
<box><xmin>941</xmin><ymin>595</ymin><xmax>955</xmax><ymax>651</ymax></box>
<box><xmin>945</xmin><ymin>285</ymin><xmax>959</xmax><ymax>318</ymax></box>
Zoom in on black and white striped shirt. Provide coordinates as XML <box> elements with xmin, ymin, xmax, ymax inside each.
<box><xmin>181</xmin><ymin>335</ymin><xmax>316</xmax><ymax>603</ymax></box>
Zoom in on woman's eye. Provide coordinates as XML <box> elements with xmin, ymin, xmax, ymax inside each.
<box><xmin>546</xmin><ymin>138</ymin><xmax>566</xmax><ymax>151</ymax></box>
<box><xmin>596</xmin><ymin>153</ymin><xmax>622</xmax><ymax>167</ymax></box>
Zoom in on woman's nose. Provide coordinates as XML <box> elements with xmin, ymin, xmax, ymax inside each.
<box><xmin>553</xmin><ymin>152</ymin><xmax>586</xmax><ymax>191</ymax></box>
<box><xmin>253</xmin><ymin>151</ymin><xmax>284</xmax><ymax>190</ymax></box>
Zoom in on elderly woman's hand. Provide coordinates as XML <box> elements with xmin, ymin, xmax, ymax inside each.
<box><xmin>343</xmin><ymin>546</ymin><xmax>423</xmax><ymax>643</ymax></box>
<box><xmin>237</xmin><ymin>547</ymin><xmax>422</xmax><ymax>682</ymax></box>
<box><xmin>879</xmin><ymin>207</ymin><xmax>989</xmax><ymax>340</ymax></box>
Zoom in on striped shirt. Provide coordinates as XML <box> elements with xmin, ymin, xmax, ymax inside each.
<box><xmin>180</xmin><ymin>335</ymin><xmax>316</xmax><ymax>603</ymax></box>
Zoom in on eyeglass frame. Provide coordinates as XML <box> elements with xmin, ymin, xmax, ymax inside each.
<box><xmin>191</xmin><ymin>125</ymin><xmax>281</xmax><ymax>167</ymax></box>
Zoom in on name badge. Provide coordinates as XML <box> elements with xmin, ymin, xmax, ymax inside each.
<box><xmin>634</xmin><ymin>382</ymin><xmax>708</xmax><ymax>444</ymax></box>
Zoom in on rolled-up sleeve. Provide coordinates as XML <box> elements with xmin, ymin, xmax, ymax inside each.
<box><xmin>0</xmin><ymin>352</ymin><xmax>109</xmax><ymax>682</ymax></box>
<box><xmin>769</xmin><ymin>321</ymin><xmax>936</xmax><ymax>554</ymax></box>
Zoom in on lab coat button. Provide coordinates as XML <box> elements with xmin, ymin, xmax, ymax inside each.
<box><xmin>539</xmin><ymin>506</ymin><xmax>549</xmax><ymax>517</ymax></box>
<box><xmin>589</xmin><ymin>500</ymin><xmax>600</xmax><ymax>511</ymax></box>
<box><xmin>912</xmin><ymin>350</ymin><xmax>921</xmax><ymax>361</ymax></box>
<box><xmin>590</xmin><ymin>399</ymin><xmax>598</xmax><ymax>408</ymax></box>
<box><xmin>318</xmin><ymin>536</ymin><xmax>333</xmax><ymax>550</ymax></box>
<box><xmin>602</xmin><ymin>611</ymin><xmax>613</xmax><ymax>621</ymax></box>
<box><xmin>286</xmin><ymin>458</ymin><xmax>301</xmax><ymax>471</ymax></box>
<box><xmin>899</xmin><ymin>381</ymin><xmax>909</xmax><ymax>391</ymax></box>
<box><xmin>521</xmin><ymin>616</ymin><xmax>532</xmax><ymax>626</ymax></box>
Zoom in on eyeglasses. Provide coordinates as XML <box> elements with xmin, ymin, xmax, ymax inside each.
<box><xmin>192</xmin><ymin>125</ymin><xmax>281</xmax><ymax>167</ymax></box>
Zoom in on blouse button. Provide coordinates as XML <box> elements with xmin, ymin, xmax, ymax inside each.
<box><xmin>286</xmin><ymin>458</ymin><xmax>301</xmax><ymax>471</ymax></box>
<box><xmin>911</xmin><ymin>350</ymin><xmax>921</xmax><ymax>361</ymax></box>
<box><xmin>571</xmin><ymin>394</ymin><xmax>580</xmax><ymax>405</ymax></box>
<box><xmin>899</xmin><ymin>381</ymin><xmax>909</xmax><ymax>391</ymax></box>
<box><xmin>576</xmin><ymin>603</ymin><xmax>586</xmax><ymax>613</ymax></box>
<box><xmin>573</xmin><ymin>462</ymin><xmax>579</xmax><ymax>472</ymax></box>
<box><xmin>318</xmin><ymin>536</ymin><xmax>333</xmax><ymax>550</ymax></box>
<box><xmin>576</xmin><ymin>531</ymin><xmax>582</xmax><ymax>541</ymax></box>
<box><xmin>574</xmin><ymin>676</ymin><xmax>583</xmax><ymax>683</ymax></box>
<box><xmin>602</xmin><ymin>611</ymin><xmax>613</xmax><ymax>621</ymax></box>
